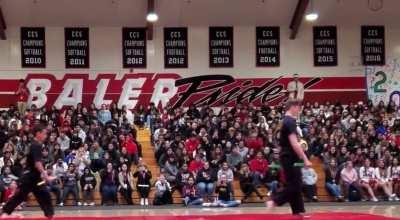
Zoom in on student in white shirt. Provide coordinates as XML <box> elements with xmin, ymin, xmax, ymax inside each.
<box><xmin>359</xmin><ymin>159</ymin><xmax>378</xmax><ymax>202</ymax></box>
<box><xmin>301</xmin><ymin>167</ymin><xmax>318</xmax><ymax>202</ymax></box>
<box><xmin>388</xmin><ymin>158</ymin><xmax>400</xmax><ymax>198</ymax></box>
<box><xmin>287</xmin><ymin>74</ymin><xmax>304</xmax><ymax>100</ymax></box>
<box><xmin>375</xmin><ymin>159</ymin><xmax>399</xmax><ymax>201</ymax></box>
<box><xmin>153</xmin><ymin>174</ymin><xmax>173</xmax><ymax>205</ymax></box>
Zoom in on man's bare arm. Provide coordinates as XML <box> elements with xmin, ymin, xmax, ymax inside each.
<box><xmin>288</xmin><ymin>134</ymin><xmax>312</xmax><ymax>167</ymax></box>
<box><xmin>35</xmin><ymin>161</ymin><xmax>46</xmax><ymax>174</ymax></box>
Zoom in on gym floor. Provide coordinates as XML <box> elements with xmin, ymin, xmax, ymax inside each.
<box><xmin>14</xmin><ymin>202</ymin><xmax>400</xmax><ymax>218</ymax></box>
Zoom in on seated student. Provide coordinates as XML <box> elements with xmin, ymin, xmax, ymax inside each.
<box><xmin>0</xmin><ymin>166</ymin><xmax>18</xmax><ymax>187</ymax></box>
<box><xmin>118</xmin><ymin>163</ymin><xmax>134</xmax><ymax>205</ymax></box>
<box><xmin>89</xmin><ymin>141</ymin><xmax>105</xmax><ymax>172</ymax></box>
<box><xmin>133</xmin><ymin>164</ymin><xmax>152</xmax><ymax>206</ymax></box>
<box><xmin>302</xmin><ymin>166</ymin><xmax>318</xmax><ymax>202</ymax></box>
<box><xmin>238</xmin><ymin>163</ymin><xmax>263</xmax><ymax>202</ymax></box>
<box><xmin>176</xmin><ymin>163</ymin><xmax>192</xmax><ymax>194</ymax></box>
<box><xmin>134</xmin><ymin>104</ymin><xmax>147</xmax><ymax>128</ymax></box>
<box><xmin>185</xmin><ymin>134</ymin><xmax>200</xmax><ymax>157</ymax></box>
<box><xmin>264</xmin><ymin>161</ymin><xmax>280</xmax><ymax>196</ymax></box>
<box><xmin>164</xmin><ymin>156</ymin><xmax>179</xmax><ymax>187</ymax></box>
<box><xmin>100</xmin><ymin>162</ymin><xmax>118</xmax><ymax>205</ymax></box>
<box><xmin>340</xmin><ymin>161</ymin><xmax>363</xmax><ymax>201</ymax></box>
<box><xmin>359</xmin><ymin>159</ymin><xmax>379</xmax><ymax>202</ymax></box>
<box><xmin>217</xmin><ymin>162</ymin><xmax>234</xmax><ymax>196</ymax></box>
<box><xmin>249</xmin><ymin>151</ymin><xmax>269</xmax><ymax>187</ymax></box>
<box><xmin>3</xmin><ymin>180</ymin><xmax>21</xmax><ymax>210</ymax></box>
<box><xmin>53</xmin><ymin>158</ymin><xmax>68</xmax><ymax>180</ymax></box>
<box><xmin>46</xmin><ymin>167</ymin><xmax>63</xmax><ymax>206</ymax></box>
<box><xmin>204</xmin><ymin>174</ymin><xmax>241</xmax><ymax>208</ymax></box>
<box><xmin>0</xmin><ymin>166</ymin><xmax>18</xmax><ymax>204</ymax></box>
<box><xmin>120</xmin><ymin>134</ymin><xmax>139</xmax><ymax>165</ymax></box>
<box><xmin>188</xmin><ymin>154</ymin><xmax>205</xmax><ymax>177</ymax></box>
<box><xmin>324</xmin><ymin>159</ymin><xmax>344</xmax><ymax>201</ymax></box>
<box><xmin>182</xmin><ymin>176</ymin><xmax>203</xmax><ymax>206</ymax></box>
<box><xmin>389</xmin><ymin>158</ymin><xmax>400</xmax><ymax>198</ymax></box>
<box><xmin>61</xmin><ymin>163</ymin><xmax>81</xmax><ymax>206</ymax></box>
<box><xmin>153</xmin><ymin>174</ymin><xmax>173</xmax><ymax>205</ymax></box>
<box><xmin>80</xmin><ymin>167</ymin><xmax>97</xmax><ymax>206</ymax></box>
<box><xmin>226</xmin><ymin>145</ymin><xmax>244</xmax><ymax>174</ymax></box>
<box><xmin>375</xmin><ymin>159</ymin><xmax>399</xmax><ymax>201</ymax></box>
<box><xmin>197</xmin><ymin>162</ymin><xmax>216</xmax><ymax>202</ymax></box>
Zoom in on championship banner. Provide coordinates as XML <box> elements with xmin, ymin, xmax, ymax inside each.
<box><xmin>366</xmin><ymin>59</ymin><xmax>400</xmax><ymax>105</ymax></box>
<box><xmin>361</xmin><ymin>25</ymin><xmax>385</xmax><ymax>66</ymax></box>
<box><xmin>21</xmin><ymin>27</ymin><xmax>46</xmax><ymax>68</ymax></box>
<box><xmin>256</xmin><ymin>26</ymin><xmax>280</xmax><ymax>67</ymax></box>
<box><xmin>209</xmin><ymin>26</ymin><xmax>234</xmax><ymax>67</ymax></box>
<box><xmin>313</xmin><ymin>26</ymin><xmax>337</xmax><ymax>66</ymax></box>
<box><xmin>164</xmin><ymin>27</ymin><xmax>188</xmax><ymax>68</ymax></box>
<box><xmin>0</xmin><ymin>73</ymin><xmax>365</xmax><ymax>109</ymax></box>
<box><xmin>122</xmin><ymin>27</ymin><xmax>146</xmax><ymax>68</ymax></box>
<box><xmin>65</xmin><ymin>27</ymin><xmax>90</xmax><ymax>68</ymax></box>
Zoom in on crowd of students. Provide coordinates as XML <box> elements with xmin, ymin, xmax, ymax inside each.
<box><xmin>0</xmin><ymin>98</ymin><xmax>399</xmax><ymax>208</ymax></box>
<box><xmin>153</xmin><ymin>100</ymin><xmax>400</xmax><ymax>204</ymax></box>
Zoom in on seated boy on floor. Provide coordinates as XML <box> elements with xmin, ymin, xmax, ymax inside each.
<box><xmin>203</xmin><ymin>174</ymin><xmax>241</xmax><ymax>207</ymax></box>
<box><xmin>3</xmin><ymin>180</ymin><xmax>22</xmax><ymax>210</ymax></box>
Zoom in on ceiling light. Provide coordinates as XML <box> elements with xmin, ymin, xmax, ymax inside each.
<box><xmin>146</xmin><ymin>12</ymin><xmax>158</xmax><ymax>22</ymax></box>
<box><xmin>305</xmin><ymin>0</ymin><xmax>318</xmax><ymax>22</ymax></box>
<box><xmin>305</xmin><ymin>12</ymin><xmax>318</xmax><ymax>21</ymax></box>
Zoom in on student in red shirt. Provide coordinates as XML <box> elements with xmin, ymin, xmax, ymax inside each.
<box><xmin>4</xmin><ymin>181</ymin><xmax>22</xmax><ymax>210</ymax></box>
<box><xmin>185</xmin><ymin>134</ymin><xmax>200</xmax><ymax>158</ymax></box>
<box><xmin>15</xmin><ymin>79</ymin><xmax>29</xmax><ymax>116</ymax></box>
<box><xmin>245</xmin><ymin>132</ymin><xmax>264</xmax><ymax>152</ymax></box>
<box><xmin>249</xmin><ymin>151</ymin><xmax>269</xmax><ymax>187</ymax></box>
<box><xmin>119</xmin><ymin>134</ymin><xmax>138</xmax><ymax>164</ymax></box>
<box><xmin>188</xmin><ymin>154</ymin><xmax>205</xmax><ymax>177</ymax></box>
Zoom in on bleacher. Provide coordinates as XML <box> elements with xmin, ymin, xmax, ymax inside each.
<box><xmin>27</xmin><ymin>128</ymin><xmax>333</xmax><ymax>206</ymax></box>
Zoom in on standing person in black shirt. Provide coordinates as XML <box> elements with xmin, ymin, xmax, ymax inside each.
<box><xmin>267</xmin><ymin>99</ymin><xmax>312</xmax><ymax>216</ymax></box>
<box><xmin>1</xmin><ymin>124</ymin><xmax>55</xmax><ymax>219</ymax></box>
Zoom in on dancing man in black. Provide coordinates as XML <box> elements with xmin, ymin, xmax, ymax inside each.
<box><xmin>267</xmin><ymin>99</ymin><xmax>312</xmax><ymax>217</ymax></box>
<box><xmin>1</xmin><ymin>124</ymin><xmax>55</xmax><ymax>219</ymax></box>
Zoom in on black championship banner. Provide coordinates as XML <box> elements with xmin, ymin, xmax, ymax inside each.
<box><xmin>164</xmin><ymin>27</ymin><xmax>188</xmax><ymax>68</ymax></box>
<box><xmin>256</xmin><ymin>26</ymin><xmax>280</xmax><ymax>67</ymax></box>
<box><xmin>209</xmin><ymin>26</ymin><xmax>233</xmax><ymax>67</ymax></box>
<box><xmin>21</xmin><ymin>27</ymin><xmax>46</xmax><ymax>68</ymax></box>
<box><xmin>122</xmin><ymin>27</ymin><xmax>146</xmax><ymax>68</ymax></box>
<box><xmin>361</xmin><ymin>25</ymin><xmax>385</xmax><ymax>65</ymax></box>
<box><xmin>313</xmin><ymin>26</ymin><xmax>337</xmax><ymax>66</ymax></box>
<box><xmin>65</xmin><ymin>27</ymin><xmax>89</xmax><ymax>68</ymax></box>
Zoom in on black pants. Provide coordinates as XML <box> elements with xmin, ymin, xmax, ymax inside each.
<box><xmin>303</xmin><ymin>184</ymin><xmax>317</xmax><ymax>201</ymax></box>
<box><xmin>119</xmin><ymin>186</ymin><xmax>133</xmax><ymax>205</ymax></box>
<box><xmin>153</xmin><ymin>190</ymin><xmax>173</xmax><ymax>205</ymax></box>
<box><xmin>3</xmin><ymin>171</ymin><xmax>54</xmax><ymax>217</ymax></box>
<box><xmin>272</xmin><ymin>157</ymin><xmax>305</xmax><ymax>214</ymax></box>
<box><xmin>240</xmin><ymin>183</ymin><xmax>262</xmax><ymax>199</ymax></box>
<box><xmin>137</xmin><ymin>185</ymin><xmax>150</xmax><ymax>198</ymax></box>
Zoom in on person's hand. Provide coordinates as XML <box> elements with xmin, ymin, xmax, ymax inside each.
<box><xmin>43</xmin><ymin>173</ymin><xmax>56</xmax><ymax>183</ymax></box>
<box><xmin>304</xmin><ymin>159</ymin><xmax>312</xmax><ymax>168</ymax></box>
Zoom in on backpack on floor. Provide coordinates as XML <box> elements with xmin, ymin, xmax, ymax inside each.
<box><xmin>348</xmin><ymin>184</ymin><xmax>361</xmax><ymax>202</ymax></box>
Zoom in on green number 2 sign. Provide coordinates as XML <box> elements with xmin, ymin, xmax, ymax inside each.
<box><xmin>373</xmin><ymin>71</ymin><xmax>387</xmax><ymax>93</ymax></box>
